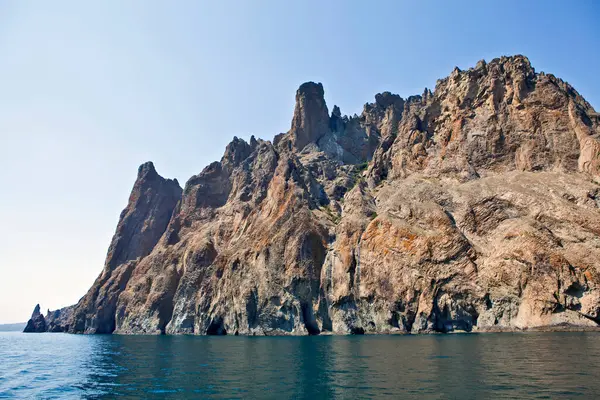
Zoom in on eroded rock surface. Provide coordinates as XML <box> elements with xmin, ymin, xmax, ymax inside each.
<box><xmin>23</xmin><ymin>304</ymin><xmax>46</xmax><ymax>333</ymax></box>
<box><xmin>57</xmin><ymin>162</ymin><xmax>182</xmax><ymax>334</ymax></box>
<box><xmin>38</xmin><ymin>55</ymin><xmax>600</xmax><ymax>335</ymax></box>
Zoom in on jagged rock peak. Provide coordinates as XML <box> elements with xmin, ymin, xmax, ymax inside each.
<box><xmin>23</xmin><ymin>304</ymin><xmax>46</xmax><ymax>333</ymax></box>
<box><xmin>137</xmin><ymin>161</ymin><xmax>157</xmax><ymax>178</ymax></box>
<box><xmin>488</xmin><ymin>54</ymin><xmax>535</xmax><ymax>81</ymax></box>
<box><xmin>332</xmin><ymin>105</ymin><xmax>342</xmax><ymax>118</ymax></box>
<box><xmin>374</xmin><ymin>91</ymin><xmax>404</xmax><ymax>109</ymax></box>
<box><xmin>422</xmin><ymin>88</ymin><xmax>433</xmax><ymax>103</ymax></box>
<box><xmin>222</xmin><ymin>136</ymin><xmax>254</xmax><ymax>171</ymax></box>
<box><xmin>290</xmin><ymin>81</ymin><xmax>330</xmax><ymax>150</ymax></box>
<box><xmin>492</xmin><ymin>54</ymin><xmax>533</xmax><ymax>69</ymax></box>
<box><xmin>104</xmin><ymin>162</ymin><xmax>182</xmax><ymax>271</ymax></box>
<box><xmin>438</xmin><ymin>54</ymin><xmax>536</xmax><ymax>89</ymax></box>
<box><xmin>32</xmin><ymin>304</ymin><xmax>41</xmax><ymax>317</ymax></box>
<box><xmin>136</xmin><ymin>161</ymin><xmax>180</xmax><ymax>187</ymax></box>
<box><xmin>363</xmin><ymin>91</ymin><xmax>406</xmax><ymax>119</ymax></box>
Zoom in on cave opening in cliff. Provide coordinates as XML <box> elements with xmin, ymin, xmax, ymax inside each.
<box><xmin>301</xmin><ymin>303</ymin><xmax>320</xmax><ymax>335</ymax></box>
<box><xmin>350</xmin><ymin>326</ymin><xmax>365</xmax><ymax>335</ymax></box>
<box><xmin>206</xmin><ymin>318</ymin><xmax>228</xmax><ymax>335</ymax></box>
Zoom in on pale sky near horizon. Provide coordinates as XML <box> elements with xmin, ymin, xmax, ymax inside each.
<box><xmin>0</xmin><ymin>0</ymin><xmax>599</xmax><ymax>323</ymax></box>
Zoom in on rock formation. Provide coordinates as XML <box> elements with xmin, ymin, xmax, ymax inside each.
<box><xmin>30</xmin><ymin>55</ymin><xmax>600</xmax><ymax>335</ymax></box>
<box><xmin>23</xmin><ymin>304</ymin><xmax>46</xmax><ymax>333</ymax></box>
<box><xmin>67</xmin><ymin>162</ymin><xmax>182</xmax><ymax>334</ymax></box>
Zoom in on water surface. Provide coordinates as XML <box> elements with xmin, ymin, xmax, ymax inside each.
<box><xmin>1</xmin><ymin>331</ymin><xmax>599</xmax><ymax>399</ymax></box>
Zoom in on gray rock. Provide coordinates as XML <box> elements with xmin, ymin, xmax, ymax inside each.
<box><xmin>23</xmin><ymin>304</ymin><xmax>46</xmax><ymax>333</ymax></box>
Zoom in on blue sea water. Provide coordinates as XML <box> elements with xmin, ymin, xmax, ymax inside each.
<box><xmin>1</xmin><ymin>331</ymin><xmax>600</xmax><ymax>399</ymax></box>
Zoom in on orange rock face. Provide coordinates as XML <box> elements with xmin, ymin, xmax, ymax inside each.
<box><xmin>43</xmin><ymin>55</ymin><xmax>600</xmax><ymax>335</ymax></box>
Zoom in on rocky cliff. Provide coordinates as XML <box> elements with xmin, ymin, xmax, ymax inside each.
<box><xmin>28</xmin><ymin>55</ymin><xmax>600</xmax><ymax>335</ymax></box>
<box><xmin>23</xmin><ymin>304</ymin><xmax>46</xmax><ymax>333</ymax></box>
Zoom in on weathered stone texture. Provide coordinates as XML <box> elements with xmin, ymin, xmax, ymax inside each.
<box><xmin>38</xmin><ymin>55</ymin><xmax>600</xmax><ymax>335</ymax></box>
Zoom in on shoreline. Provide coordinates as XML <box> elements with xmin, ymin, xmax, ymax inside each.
<box><xmin>21</xmin><ymin>324</ymin><xmax>600</xmax><ymax>336</ymax></box>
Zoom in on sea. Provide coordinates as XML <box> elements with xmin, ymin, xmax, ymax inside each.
<box><xmin>1</xmin><ymin>331</ymin><xmax>599</xmax><ymax>399</ymax></box>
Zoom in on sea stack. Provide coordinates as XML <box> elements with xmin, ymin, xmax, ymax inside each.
<box><xmin>23</xmin><ymin>304</ymin><xmax>46</xmax><ymax>333</ymax></box>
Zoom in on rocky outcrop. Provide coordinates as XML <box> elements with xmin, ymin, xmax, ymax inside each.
<box><xmin>23</xmin><ymin>304</ymin><xmax>46</xmax><ymax>333</ymax></box>
<box><xmin>45</xmin><ymin>305</ymin><xmax>75</xmax><ymax>332</ymax></box>
<box><xmin>61</xmin><ymin>162</ymin><xmax>182</xmax><ymax>334</ymax></box>
<box><xmin>36</xmin><ymin>55</ymin><xmax>600</xmax><ymax>335</ymax></box>
<box><xmin>289</xmin><ymin>82</ymin><xmax>331</xmax><ymax>151</ymax></box>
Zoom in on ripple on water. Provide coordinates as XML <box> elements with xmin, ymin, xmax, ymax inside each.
<box><xmin>1</xmin><ymin>332</ymin><xmax>600</xmax><ymax>399</ymax></box>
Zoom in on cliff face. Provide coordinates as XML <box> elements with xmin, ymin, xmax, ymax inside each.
<box><xmin>42</xmin><ymin>163</ymin><xmax>183</xmax><ymax>334</ymax></box>
<box><xmin>30</xmin><ymin>55</ymin><xmax>600</xmax><ymax>335</ymax></box>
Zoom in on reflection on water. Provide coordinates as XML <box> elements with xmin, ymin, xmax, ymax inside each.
<box><xmin>1</xmin><ymin>332</ymin><xmax>599</xmax><ymax>399</ymax></box>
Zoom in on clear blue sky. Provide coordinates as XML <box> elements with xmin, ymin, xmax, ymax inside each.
<box><xmin>0</xmin><ymin>0</ymin><xmax>598</xmax><ymax>323</ymax></box>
